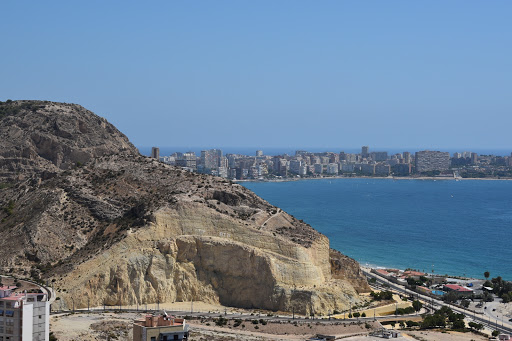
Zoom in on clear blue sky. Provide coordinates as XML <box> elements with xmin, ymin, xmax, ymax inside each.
<box><xmin>1</xmin><ymin>1</ymin><xmax>511</xmax><ymax>151</ymax></box>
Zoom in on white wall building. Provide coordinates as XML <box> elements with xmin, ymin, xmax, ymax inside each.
<box><xmin>0</xmin><ymin>286</ymin><xmax>49</xmax><ymax>341</ymax></box>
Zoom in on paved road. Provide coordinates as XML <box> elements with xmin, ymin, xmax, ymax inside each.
<box><xmin>19</xmin><ymin>278</ymin><xmax>55</xmax><ymax>304</ymax></box>
<box><xmin>362</xmin><ymin>268</ymin><xmax>512</xmax><ymax>334</ymax></box>
<box><xmin>50</xmin><ymin>306</ymin><xmax>420</xmax><ymax>325</ymax></box>
<box><xmin>482</xmin><ymin>300</ymin><xmax>511</xmax><ymax>331</ymax></box>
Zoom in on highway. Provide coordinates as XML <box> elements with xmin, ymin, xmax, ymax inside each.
<box><xmin>362</xmin><ymin>268</ymin><xmax>512</xmax><ymax>334</ymax></box>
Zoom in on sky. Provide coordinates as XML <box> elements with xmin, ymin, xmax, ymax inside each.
<box><xmin>1</xmin><ymin>1</ymin><xmax>511</xmax><ymax>152</ymax></box>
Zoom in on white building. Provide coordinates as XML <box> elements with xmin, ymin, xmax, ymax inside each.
<box><xmin>0</xmin><ymin>286</ymin><xmax>50</xmax><ymax>341</ymax></box>
<box><xmin>326</xmin><ymin>163</ymin><xmax>338</xmax><ymax>175</ymax></box>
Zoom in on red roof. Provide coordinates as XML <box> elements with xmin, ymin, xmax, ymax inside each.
<box><xmin>0</xmin><ymin>286</ymin><xmax>16</xmax><ymax>290</ymax></box>
<box><xmin>404</xmin><ymin>270</ymin><xmax>426</xmax><ymax>277</ymax></box>
<box><xmin>444</xmin><ymin>284</ymin><xmax>472</xmax><ymax>292</ymax></box>
<box><xmin>376</xmin><ymin>269</ymin><xmax>390</xmax><ymax>276</ymax></box>
<box><xmin>1</xmin><ymin>295</ymin><xmax>25</xmax><ymax>301</ymax></box>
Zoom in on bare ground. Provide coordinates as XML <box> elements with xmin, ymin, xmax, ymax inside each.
<box><xmin>51</xmin><ymin>312</ymin><xmax>380</xmax><ymax>341</ymax></box>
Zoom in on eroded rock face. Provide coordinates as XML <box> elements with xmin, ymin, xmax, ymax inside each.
<box><xmin>0</xmin><ymin>101</ymin><xmax>369</xmax><ymax>315</ymax></box>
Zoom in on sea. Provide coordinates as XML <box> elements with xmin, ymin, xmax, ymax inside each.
<box><xmin>241</xmin><ymin>178</ymin><xmax>512</xmax><ymax>281</ymax></box>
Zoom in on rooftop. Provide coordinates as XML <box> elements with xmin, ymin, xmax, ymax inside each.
<box><xmin>134</xmin><ymin>314</ymin><xmax>186</xmax><ymax>328</ymax></box>
<box><xmin>444</xmin><ymin>284</ymin><xmax>473</xmax><ymax>292</ymax></box>
<box><xmin>0</xmin><ymin>292</ymin><xmax>48</xmax><ymax>301</ymax></box>
<box><xmin>403</xmin><ymin>270</ymin><xmax>426</xmax><ymax>277</ymax></box>
<box><xmin>0</xmin><ymin>286</ymin><xmax>17</xmax><ymax>291</ymax></box>
<box><xmin>375</xmin><ymin>269</ymin><xmax>390</xmax><ymax>276</ymax></box>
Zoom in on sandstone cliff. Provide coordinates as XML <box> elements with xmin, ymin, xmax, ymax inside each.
<box><xmin>0</xmin><ymin>100</ymin><xmax>369</xmax><ymax>315</ymax></box>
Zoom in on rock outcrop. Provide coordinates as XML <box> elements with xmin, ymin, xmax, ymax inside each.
<box><xmin>0</xmin><ymin>100</ymin><xmax>369</xmax><ymax>315</ymax></box>
<box><xmin>0</xmin><ymin>100</ymin><xmax>137</xmax><ymax>180</ymax></box>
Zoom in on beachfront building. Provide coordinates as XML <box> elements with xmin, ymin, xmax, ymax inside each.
<box><xmin>375</xmin><ymin>164</ymin><xmax>391</xmax><ymax>176</ymax></box>
<box><xmin>326</xmin><ymin>163</ymin><xmax>338</xmax><ymax>175</ymax></box>
<box><xmin>0</xmin><ymin>286</ymin><xmax>50</xmax><ymax>341</ymax></box>
<box><xmin>133</xmin><ymin>313</ymin><xmax>189</xmax><ymax>341</ymax></box>
<box><xmin>414</xmin><ymin>150</ymin><xmax>450</xmax><ymax>173</ymax></box>
<box><xmin>443</xmin><ymin>284</ymin><xmax>473</xmax><ymax>296</ymax></box>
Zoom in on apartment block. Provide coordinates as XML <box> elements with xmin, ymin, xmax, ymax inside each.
<box><xmin>326</xmin><ymin>163</ymin><xmax>338</xmax><ymax>175</ymax></box>
<box><xmin>414</xmin><ymin>151</ymin><xmax>450</xmax><ymax>172</ymax></box>
<box><xmin>0</xmin><ymin>287</ymin><xmax>49</xmax><ymax>341</ymax></box>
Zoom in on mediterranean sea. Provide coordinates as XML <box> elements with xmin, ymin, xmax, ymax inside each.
<box><xmin>242</xmin><ymin>178</ymin><xmax>512</xmax><ymax>281</ymax></box>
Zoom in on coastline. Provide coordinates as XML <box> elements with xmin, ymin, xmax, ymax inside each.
<box><xmin>241</xmin><ymin>179</ymin><xmax>512</xmax><ymax>282</ymax></box>
<box><xmin>235</xmin><ymin>175</ymin><xmax>512</xmax><ymax>183</ymax></box>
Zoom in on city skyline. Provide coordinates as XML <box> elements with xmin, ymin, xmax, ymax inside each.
<box><xmin>139</xmin><ymin>145</ymin><xmax>512</xmax><ymax>157</ymax></box>
<box><xmin>151</xmin><ymin>145</ymin><xmax>512</xmax><ymax>180</ymax></box>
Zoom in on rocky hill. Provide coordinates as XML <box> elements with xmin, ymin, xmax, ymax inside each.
<box><xmin>0</xmin><ymin>100</ymin><xmax>137</xmax><ymax>181</ymax></box>
<box><xmin>0</xmin><ymin>100</ymin><xmax>369</xmax><ymax>314</ymax></box>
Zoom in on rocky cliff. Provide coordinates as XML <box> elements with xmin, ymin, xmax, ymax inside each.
<box><xmin>0</xmin><ymin>100</ymin><xmax>369</xmax><ymax>315</ymax></box>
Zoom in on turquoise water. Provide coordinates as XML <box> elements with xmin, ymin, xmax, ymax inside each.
<box><xmin>242</xmin><ymin>179</ymin><xmax>512</xmax><ymax>280</ymax></box>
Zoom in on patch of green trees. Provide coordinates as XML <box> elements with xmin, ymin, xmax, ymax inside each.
<box><xmin>370</xmin><ymin>290</ymin><xmax>393</xmax><ymax>301</ymax></box>
<box><xmin>420</xmin><ymin>306</ymin><xmax>465</xmax><ymax>330</ymax></box>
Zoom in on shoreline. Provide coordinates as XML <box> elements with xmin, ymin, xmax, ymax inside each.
<box><xmin>360</xmin><ymin>265</ymin><xmax>484</xmax><ymax>282</ymax></box>
<box><xmin>235</xmin><ymin>175</ymin><xmax>512</xmax><ymax>183</ymax></box>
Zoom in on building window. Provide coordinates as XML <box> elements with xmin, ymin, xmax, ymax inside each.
<box><xmin>151</xmin><ymin>337</ymin><xmax>156</xmax><ymax>341</ymax></box>
<box><xmin>4</xmin><ymin>311</ymin><xmax>13</xmax><ymax>318</ymax></box>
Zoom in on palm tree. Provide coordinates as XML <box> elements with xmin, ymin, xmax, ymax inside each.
<box><xmin>484</xmin><ymin>271</ymin><xmax>490</xmax><ymax>280</ymax></box>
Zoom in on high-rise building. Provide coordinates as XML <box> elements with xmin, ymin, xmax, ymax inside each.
<box><xmin>370</xmin><ymin>152</ymin><xmax>388</xmax><ymax>162</ymax></box>
<box><xmin>327</xmin><ymin>163</ymin><xmax>339</xmax><ymax>175</ymax></box>
<box><xmin>360</xmin><ymin>163</ymin><xmax>375</xmax><ymax>175</ymax></box>
<box><xmin>313</xmin><ymin>163</ymin><xmax>323</xmax><ymax>174</ymax></box>
<box><xmin>393</xmin><ymin>163</ymin><xmax>412</xmax><ymax>176</ymax></box>
<box><xmin>256</xmin><ymin>150</ymin><xmax>263</xmax><ymax>157</ymax></box>
<box><xmin>471</xmin><ymin>152</ymin><xmax>478</xmax><ymax>165</ymax></box>
<box><xmin>175</xmin><ymin>152</ymin><xmax>197</xmax><ymax>170</ymax></box>
<box><xmin>200</xmin><ymin>149</ymin><xmax>223</xmax><ymax>170</ymax></box>
<box><xmin>403</xmin><ymin>152</ymin><xmax>411</xmax><ymax>164</ymax></box>
<box><xmin>414</xmin><ymin>151</ymin><xmax>450</xmax><ymax>173</ymax></box>
<box><xmin>289</xmin><ymin>160</ymin><xmax>303</xmax><ymax>174</ymax></box>
<box><xmin>375</xmin><ymin>164</ymin><xmax>391</xmax><ymax>176</ymax></box>
<box><xmin>0</xmin><ymin>286</ymin><xmax>50</xmax><ymax>341</ymax></box>
<box><xmin>151</xmin><ymin>147</ymin><xmax>160</xmax><ymax>160</ymax></box>
<box><xmin>361</xmin><ymin>146</ymin><xmax>369</xmax><ymax>158</ymax></box>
